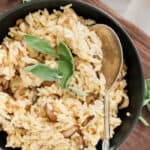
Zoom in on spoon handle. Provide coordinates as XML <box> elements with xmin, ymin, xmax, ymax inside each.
<box><xmin>102</xmin><ymin>94</ymin><xmax>110</xmax><ymax>150</ymax></box>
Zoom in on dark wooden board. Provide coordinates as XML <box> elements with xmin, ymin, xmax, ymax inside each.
<box><xmin>0</xmin><ymin>0</ymin><xmax>150</xmax><ymax>150</ymax></box>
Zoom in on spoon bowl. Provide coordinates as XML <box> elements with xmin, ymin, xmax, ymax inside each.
<box><xmin>91</xmin><ymin>24</ymin><xmax>123</xmax><ymax>90</ymax></box>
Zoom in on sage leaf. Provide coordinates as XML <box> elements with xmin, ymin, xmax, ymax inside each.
<box><xmin>25</xmin><ymin>64</ymin><xmax>62</xmax><ymax>81</ymax></box>
<box><xmin>139</xmin><ymin>116</ymin><xmax>149</xmax><ymax>126</ymax></box>
<box><xmin>23</xmin><ymin>0</ymin><xmax>31</xmax><ymax>3</ymax></box>
<box><xmin>145</xmin><ymin>79</ymin><xmax>150</xmax><ymax>99</ymax></box>
<box><xmin>143</xmin><ymin>98</ymin><xmax>150</xmax><ymax>106</ymax></box>
<box><xmin>58</xmin><ymin>60</ymin><xmax>73</xmax><ymax>89</ymax></box>
<box><xmin>69</xmin><ymin>86</ymin><xmax>88</xmax><ymax>96</ymax></box>
<box><xmin>24</xmin><ymin>35</ymin><xmax>57</xmax><ymax>57</ymax></box>
<box><xmin>139</xmin><ymin>79</ymin><xmax>150</xmax><ymax>126</ymax></box>
<box><xmin>59</xmin><ymin>41</ymin><xmax>74</xmax><ymax>62</ymax></box>
<box><xmin>145</xmin><ymin>79</ymin><xmax>150</xmax><ymax>112</ymax></box>
<box><xmin>58</xmin><ymin>42</ymin><xmax>74</xmax><ymax>89</ymax></box>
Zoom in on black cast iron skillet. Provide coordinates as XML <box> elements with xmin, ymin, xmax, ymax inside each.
<box><xmin>0</xmin><ymin>0</ymin><xmax>144</xmax><ymax>149</ymax></box>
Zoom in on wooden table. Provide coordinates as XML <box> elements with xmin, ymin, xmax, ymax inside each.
<box><xmin>0</xmin><ymin>0</ymin><xmax>150</xmax><ymax>150</ymax></box>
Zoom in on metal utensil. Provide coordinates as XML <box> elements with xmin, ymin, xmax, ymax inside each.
<box><xmin>91</xmin><ymin>24</ymin><xmax>123</xmax><ymax>150</ymax></box>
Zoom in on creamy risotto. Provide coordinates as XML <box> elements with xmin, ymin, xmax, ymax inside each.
<box><xmin>0</xmin><ymin>5</ymin><xmax>129</xmax><ymax>150</ymax></box>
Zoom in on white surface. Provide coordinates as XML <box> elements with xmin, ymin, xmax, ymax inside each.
<box><xmin>101</xmin><ymin>0</ymin><xmax>130</xmax><ymax>14</ymax></box>
<box><xmin>101</xmin><ymin>0</ymin><xmax>150</xmax><ymax>35</ymax></box>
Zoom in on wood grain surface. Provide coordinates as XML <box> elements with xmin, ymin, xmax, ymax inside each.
<box><xmin>0</xmin><ymin>0</ymin><xmax>150</xmax><ymax>150</ymax></box>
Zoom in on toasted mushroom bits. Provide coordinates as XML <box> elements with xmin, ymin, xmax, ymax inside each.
<box><xmin>81</xmin><ymin>115</ymin><xmax>95</xmax><ymax>127</ymax></box>
<box><xmin>119</xmin><ymin>96</ymin><xmax>129</xmax><ymax>109</ymax></box>
<box><xmin>45</xmin><ymin>103</ymin><xmax>57</xmax><ymax>122</ymax></box>
<box><xmin>86</xmin><ymin>93</ymin><xmax>99</xmax><ymax>105</ymax></box>
<box><xmin>61</xmin><ymin>125</ymin><xmax>79</xmax><ymax>138</ymax></box>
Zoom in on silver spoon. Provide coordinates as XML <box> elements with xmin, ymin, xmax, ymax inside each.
<box><xmin>91</xmin><ymin>24</ymin><xmax>123</xmax><ymax>150</ymax></box>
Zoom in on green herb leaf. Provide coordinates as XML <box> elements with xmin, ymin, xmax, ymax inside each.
<box><xmin>25</xmin><ymin>64</ymin><xmax>62</xmax><ymax>81</ymax></box>
<box><xmin>59</xmin><ymin>41</ymin><xmax>74</xmax><ymax>62</ymax></box>
<box><xmin>24</xmin><ymin>35</ymin><xmax>57</xmax><ymax>57</ymax></box>
<box><xmin>58</xmin><ymin>60</ymin><xmax>73</xmax><ymax>89</ymax></box>
<box><xmin>24</xmin><ymin>37</ymin><xmax>74</xmax><ymax>89</ymax></box>
<box><xmin>145</xmin><ymin>79</ymin><xmax>150</xmax><ymax>112</ymax></box>
<box><xmin>143</xmin><ymin>98</ymin><xmax>150</xmax><ymax>106</ymax></box>
<box><xmin>22</xmin><ymin>0</ymin><xmax>31</xmax><ymax>3</ymax></box>
<box><xmin>58</xmin><ymin>42</ymin><xmax>74</xmax><ymax>89</ymax></box>
<box><xmin>140</xmin><ymin>79</ymin><xmax>150</xmax><ymax>126</ymax></box>
<box><xmin>145</xmin><ymin>79</ymin><xmax>150</xmax><ymax>99</ymax></box>
<box><xmin>69</xmin><ymin>86</ymin><xmax>88</xmax><ymax>96</ymax></box>
<box><xmin>139</xmin><ymin>115</ymin><xmax>149</xmax><ymax>126</ymax></box>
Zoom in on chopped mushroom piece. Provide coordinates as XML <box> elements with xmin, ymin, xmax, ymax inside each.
<box><xmin>41</xmin><ymin>81</ymin><xmax>55</xmax><ymax>86</ymax></box>
<box><xmin>81</xmin><ymin>115</ymin><xmax>95</xmax><ymax>127</ymax></box>
<box><xmin>32</xmin><ymin>88</ymin><xmax>38</xmax><ymax>105</ymax></box>
<box><xmin>61</xmin><ymin>125</ymin><xmax>79</xmax><ymax>138</ymax></box>
<box><xmin>77</xmin><ymin>128</ymin><xmax>86</xmax><ymax>149</ymax></box>
<box><xmin>51</xmin><ymin>94</ymin><xmax>60</xmax><ymax>99</ymax></box>
<box><xmin>25</xmin><ymin>105</ymin><xmax>31</xmax><ymax>111</ymax></box>
<box><xmin>118</xmin><ymin>97</ymin><xmax>129</xmax><ymax>109</ymax></box>
<box><xmin>86</xmin><ymin>93</ymin><xmax>98</xmax><ymax>105</ymax></box>
<box><xmin>0</xmin><ymin>74</ymin><xmax>6</xmax><ymax>78</ymax></box>
<box><xmin>45</xmin><ymin>103</ymin><xmax>57</xmax><ymax>122</ymax></box>
<box><xmin>14</xmin><ymin>88</ymin><xmax>25</xmax><ymax>100</ymax></box>
<box><xmin>16</xmin><ymin>19</ymin><xmax>23</xmax><ymax>26</ymax></box>
<box><xmin>71</xmin><ymin>134</ymin><xmax>84</xmax><ymax>150</ymax></box>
